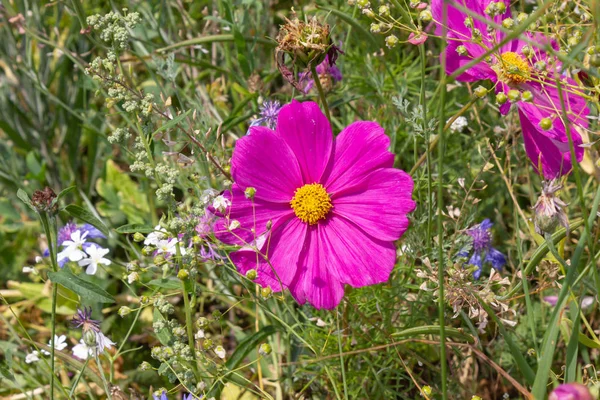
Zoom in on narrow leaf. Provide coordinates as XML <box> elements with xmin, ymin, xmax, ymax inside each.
<box><xmin>48</xmin><ymin>269</ymin><xmax>115</xmax><ymax>303</ymax></box>
<box><xmin>115</xmin><ymin>223</ymin><xmax>154</xmax><ymax>234</ymax></box>
<box><xmin>64</xmin><ymin>204</ymin><xmax>109</xmax><ymax>236</ymax></box>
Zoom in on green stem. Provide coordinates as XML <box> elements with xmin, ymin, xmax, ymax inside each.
<box><xmin>310</xmin><ymin>64</ymin><xmax>331</xmax><ymax>123</ymax></box>
<box><xmin>437</xmin><ymin>4</ymin><xmax>449</xmax><ymax>398</ymax></box>
<box><xmin>96</xmin><ymin>353</ymin><xmax>113</xmax><ymax>400</ymax></box>
<box><xmin>69</xmin><ymin>356</ymin><xmax>90</xmax><ymax>398</ymax></box>
<box><xmin>39</xmin><ymin>212</ymin><xmax>59</xmax><ymax>400</ymax></box>
<box><xmin>181</xmin><ymin>279</ymin><xmax>197</xmax><ymax>361</ymax></box>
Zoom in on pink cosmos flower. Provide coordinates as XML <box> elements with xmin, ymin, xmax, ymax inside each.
<box><xmin>431</xmin><ymin>0</ymin><xmax>589</xmax><ymax>178</ymax></box>
<box><xmin>214</xmin><ymin>100</ymin><xmax>415</xmax><ymax>309</ymax></box>
<box><xmin>549</xmin><ymin>383</ymin><xmax>594</xmax><ymax>400</ymax></box>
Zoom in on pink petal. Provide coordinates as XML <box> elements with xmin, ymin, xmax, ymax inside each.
<box><xmin>213</xmin><ymin>184</ymin><xmax>293</xmax><ymax>245</ymax></box>
<box><xmin>231</xmin><ymin>127</ymin><xmax>302</xmax><ymax>203</ymax></box>
<box><xmin>229</xmin><ymin>217</ymin><xmax>307</xmax><ymax>291</ymax></box>
<box><xmin>332</xmin><ymin>169</ymin><xmax>416</xmax><ymax>241</ymax></box>
<box><xmin>287</xmin><ymin>225</ymin><xmax>345</xmax><ymax>309</ymax></box>
<box><xmin>276</xmin><ymin>100</ymin><xmax>333</xmax><ymax>183</ymax></box>
<box><xmin>408</xmin><ymin>32</ymin><xmax>427</xmax><ymax>45</ymax></box>
<box><xmin>322</xmin><ymin>121</ymin><xmax>394</xmax><ymax>194</ymax></box>
<box><xmin>518</xmin><ymin>105</ymin><xmax>580</xmax><ymax>178</ymax></box>
<box><xmin>444</xmin><ymin>40</ymin><xmax>496</xmax><ymax>82</ymax></box>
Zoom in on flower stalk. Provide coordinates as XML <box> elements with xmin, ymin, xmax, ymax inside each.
<box><xmin>310</xmin><ymin>63</ymin><xmax>332</xmax><ymax>123</ymax></box>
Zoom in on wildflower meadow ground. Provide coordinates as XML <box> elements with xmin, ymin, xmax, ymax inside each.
<box><xmin>1</xmin><ymin>0</ymin><xmax>599</xmax><ymax>399</ymax></box>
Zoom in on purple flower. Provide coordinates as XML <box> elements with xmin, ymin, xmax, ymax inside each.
<box><xmin>195</xmin><ymin>212</ymin><xmax>216</xmax><ymax>238</ymax></box>
<box><xmin>431</xmin><ymin>0</ymin><xmax>588</xmax><ymax>178</ymax></box>
<box><xmin>214</xmin><ymin>100</ymin><xmax>415</xmax><ymax>309</ymax></box>
<box><xmin>72</xmin><ymin>307</ymin><xmax>101</xmax><ymax>333</ymax></box>
<box><xmin>458</xmin><ymin>219</ymin><xmax>506</xmax><ymax>279</ymax></box>
<box><xmin>299</xmin><ymin>55</ymin><xmax>343</xmax><ymax>94</ymax></box>
<box><xmin>549</xmin><ymin>383</ymin><xmax>594</xmax><ymax>400</ymax></box>
<box><xmin>153</xmin><ymin>390</ymin><xmax>168</xmax><ymax>400</ymax></box>
<box><xmin>250</xmin><ymin>100</ymin><xmax>282</xmax><ymax>130</ymax></box>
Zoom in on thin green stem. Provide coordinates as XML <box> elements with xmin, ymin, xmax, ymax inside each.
<box><xmin>69</xmin><ymin>356</ymin><xmax>90</xmax><ymax>398</ymax></box>
<box><xmin>310</xmin><ymin>64</ymin><xmax>331</xmax><ymax>123</ymax></box>
<box><xmin>437</xmin><ymin>3</ymin><xmax>448</xmax><ymax>398</ymax></box>
<box><xmin>96</xmin><ymin>353</ymin><xmax>113</xmax><ymax>400</ymax></box>
<box><xmin>181</xmin><ymin>279</ymin><xmax>197</xmax><ymax>361</ymax></box>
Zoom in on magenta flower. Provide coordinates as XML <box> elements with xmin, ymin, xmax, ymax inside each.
<box><xmin>431</xmin><ymin>0</ymin><xmax>589</xmax><ymax>178</ymax></box>
<box><xmin>549</xmin><ymin>383</ymin><xmax>594</xmax><ymax>400</ymax></box>
<box><xmin>214</xmin><ymin>100</ymin><xmax>415</xmax><ymax>309</ymax></box>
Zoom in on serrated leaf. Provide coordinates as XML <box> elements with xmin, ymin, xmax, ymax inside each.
<box><xmin>48</xmin><ymin>269</ymin><xmax>115</xmax><ymax>303</ymax></box>
<box><xmin>115</xmin><ymin>224</ymin><xmax>154</xmax><ymax>234</ymax></box>
<box><xmin>64</xmin><ymin>204</ymin><xmax>108</xmax><ymax>236</ymax></box>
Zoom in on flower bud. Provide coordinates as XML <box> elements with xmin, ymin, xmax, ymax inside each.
<box><xmin>202</xmin><ymin>338</ymin><xmax>213</xmax><ymax>350</ymax></box>
<box><xmin>516</xmin><ymin>12</ymin><xmax>528</xmax><ymax>23</ymax></box>
<box><xmin>533</xmin><ymin>180</ymin><xmax>568</xmax><ymax>235</ymax></box>
<box><xmin>258</xmin><ymin>343</ymin><xmax>272</xmax><ymax>356</ymax></box>
<box><xmin>154</xmin><ymin>254</ymin><xmax>166</xmax><ymax>265</ymax></box>
<box><xmin>385</xmin><ymin>35</ymin><xmax>399</xmax><ymax>48</ymax></box>
<box><xmin>177</xmin><ymin>269</ymin><xmax>189</xmax><ymax>280</ymax></box>
<box><xmin>502</xmin><ymin>18</ymin><xmax>514</xmax><ymax>29</ymax></box>
<box><xmin>362</xmin><ymin>8</ymin><xmax>375</xmax><ymax>18</ymax></box>
<box><xmin>535</xmin><ymin>60</ymin><xmax>547</xmax><ymax>71</ymax></box>
<box><xmin>142</xmin><ymin>246</ymin><xmax>153</xmax><ymax>256</ymax></box>
<box><xmin>118</xmin><ymin>306</ymin><xmax>132</xmax><ymax>317</ymax></box>
<box><xmin>474</xmin><ymin>86</ymin><xmax>488</xmax><ymax>98</ymax></box>
<box><xmin>419</xmin><ymin>10</ymin><xmax>432</xmax><ymax>22</ymax></box>
<box><xmin>83</xmin><ymin>329</ymin><xmax>97</xmax><ymax>347</ymax></box>
<box><xmin>370</xmin><ymin>23</ymin><xmax>381</xmax><ymax>33</ymax></box>
<box><xmin>548</xmin><ymin>383</ymin><xmax>594</xmax><ymax>400</ymax></box>
<box><xmin>244</xmin><ymin>187</ymin><xmax>256</xmax><ymax>199</ymax></box>
<box><xmin>539</xmin><ymin>118</ymin><xmax>553</xmax><ymax>130</ymax></box>
<box><xmin>246</xmin><ymin>269</ymin><xmax>258</xmax><ymax>281</ymax></box>
<box><xmin>266</xmin><ymin>220</ymin><xmax>273</xmax><ymax>230</ymax></box>
<box><xmin>521</xmin><ymin>91</ymin><xmax>533</xmax><ymax>102</ymax></box>
<box><xmin>464</xmin><ymin>16</ymin><xmax>473</xmax><ymax>28</ymax></box>
<box><xmin>196</xmin><ymin>317</ymin><xmax>209</xmax><ymax>329</ymax></box>
<box><xmin>422</xmin><ymin>386</ymin><xmax>432</xmax><ymax>396</ymax></box>
<box><xmin>521</xmin><ymin>45</ymin><xmax>532</xmax><ymax>57</ymax></box>
<box><xmin>378</xmin><ymin>5</ymin><xmax>390</xmax><ymax>16</ymax></box>
<box><xmin>260</xmin><ymin>286</ymin><xmax>272</xmax><ymax>298</ymax></box>
<box><xmin>495</xmin><ymin>92</ymin><xmax>508</xmax><ymax>104</ymax></box>
<box><xmin>133</xmin><ymin>232</ymin><xmax>145</xmax><ymax>242</ymax></box>
<box><xmin>357</xmin><ymin>0</ymin><xmax>369</xmax><ymax>7</ymax></box>
<box><xmin>507</xmin><ymin>89</ymin><xmax>520</xmax><ymax>102</ymax></box>
<box><xmin>456</xmin><ymin>45</ymin><xmax>467</xmax><ymax>56</ymax></box>
<box><xmin>31</xmin><ymin>187</ymin><xmax>58</xmax><ymax>214</ymax></box>
<box><xmin>495</xmin><ymin>1</ymin><xmax>506</xmax><ymax>13</ymax></box>
<box><xmin>586</xmin><ymin>46</ymin><xmax>596</xmax><ymax>55</ymax></box>
<box><xmin>140</xmin><ymin>361</ymin><xmax>152</xmax><ymax>371</ymax></box>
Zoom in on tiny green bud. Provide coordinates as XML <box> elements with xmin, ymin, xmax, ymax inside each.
<box><xmin>362</xmin><ymin>8</ymin><xmax>375</xmax><ymax>18</ymax></box>
<box><xmin>357</xmin><ymin>0</ymin><xmax>369</xmax><ymax>7</ymax></box>
<box><xmin>495</xmin><ymin>1</ymin><xmax>506</xmax><ymax>13</ymax></box>
<box><xmin>202</xmin><ymin>339</ymin><xmax>213</xmax><ymax>350</ymax></box>
<box><xmin>378</xmin><ymin>5</ymin><xmax>390</xmax><ymax>16</ymax></box>
<box><xmin>370</xmin><ymin>23</ymin><xmax>381</xmax><ymax>33</ymax></box>
<box><xmin>521</xmin><ymin>45</ymin><xmax>532</xmax><ymax>57</ymax></box>
<box><xmin>140</xmin><ymin>361</ymin><xmax>152</xmax><ymax>371</ymax></box>
<box><xmin>142</xmin><ymin>246</ymin><xmax>154</xmax><ymax>256</ymax></box>
<box><xmin>258</xmin><ymin>343</ymin><xmax>272</xmax><ymax>356</ymax></box>
<box><xmin>212</xmin><ymin>309</ymin><xmax>223</xmax><ymax>320</ymax></box>
<box><xmin>502</xmin><ymin>18</ymin><xmax>514</xmax><ymax>29</ymax></box>
<box><xmin>587</xmin><ymin>46</ymin><xmax>596</xmax><ymax>55</ymax></box>
<box><xmin>522</xmin><ymin>90</ymin><xmax>533</xmax><ymax>102</ymax></box>
<box><xmin>133</xmin><ymin>232</ymin><xmax>145</xmax><ymax>242</ymax></box>
<box><xmin>516</xmin><ymin>12</ymin><xmax>528</xmax><ymax>23</ymax></box>
<box><xmin>472</xmin><ymin>28</ymin><xmax>482</xmax><ymax>41</ymax></box>
<box><xmin>154</xmin><ymin>255</ymin><xmax>166</xmax><ymax>265</ymax></box>
<box><xmin>456</xmin><ymin>45</ymin><xmax>468</xmax><ymax>56</ymax></box>
<box><xmin>474</xmin><ymin>86</ymin><xmax>488</xmax><ymax>98</ymax></box>
<box><xmin>507</xmin><ymin>89</ymin><xmax>520</xmax><ymax>102</ymax></box>
<box><xmin>471</xmin><ymin>396</ymin><xmax>483</xmax><ymax>400</ymax></box>
<box><xmin>464</xmin><ymin>16</ymin><xmax>473</xmax><ymax>28</ymax></box>
<box><xmin>244</xmin><ymin>187</ymin><xmax>256</xmax><ymax>199</ymax></box>
<box><xmin>385</xmin><ymin>35</ymin><xmax>399</xmax><ymax>48</ymax></box>
<box><xmin>177</xmin><ymin>269</ymin><xmax>189</xmax><ymax>280</ymax></box>
<box><xmin>118</xmin><ymin>306</ymin><xmax>132</xmax><ymax>317</ymax></box>
<box><xmin>140</xmin><ymin>295</ymin><xmax>149</xmax><ymax>305</ymax></box>
<box><xmin>567</xmin><ymin>36</ymin><xmax>579</xmax><ymax>47</ymax></box>
<box><xmin>260</xmin><ymin>286</ymin><xmax>272</xmax><ymax>298</ymax></box>
<box><xmin>422</xmin><ymin>385</ymin><xmax>432</xmax><ymax>396</ymax></box>
<box><xmin>83</xmin><ymin>329</ymin><xmax>97</xmax><ymax>347</ymax></box>
<box><xmin>534</xmin><ymin>60</ymin><xmax>547</xmax><ymax>71</ymax></box>
<box><xmin>495</xmin><ymin>92</ymin><xmax>508</xmax><ymax>104</ymax></box>
<box><xmin>246</xmin><ymin>269</ymin><xmax>258</xmax><ymax>281</ymax></box>
<box><xmin>196</xmin><ymin>317</ymin><xmax>209</xmax><ymax>329</ymax></box>
<box><xmin>419</xmin><ymin>10</ymin><xmax>432</xmax><ymax>22</ymax></box>
<box><xmin>539</xmin><ymin>118</ymin><xmax>553</xmax><ymax>130</ymax></box>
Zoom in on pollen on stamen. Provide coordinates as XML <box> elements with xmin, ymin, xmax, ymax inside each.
<box><xmin>495</xmin><ymin>51</ymin><xmax>531</xmax><ymax>85</ymax></box>
<box><xmin>290</xmin><ymin>183</ymin><xmax>333</xmax><ymax>225</ymax></box>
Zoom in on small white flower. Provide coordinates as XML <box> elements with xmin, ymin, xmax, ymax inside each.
<box><xmin>448</xmin><ymin>116</ymin><xmax>468</xmax><ymax>133</ymax></box>
<box><xmin>41</xmin><ymin>335</ymin><xmax>68</xmax><ymax>355</ymax></box>
<box><xmin>127</xmin><ymin>271</ymin><xmax>139</xmax><ymax>284</ymax></box>
<box><xmin>228</xmin><ymin>220</ymin><xmax>240</xmax><ymax>230</ymax></box>
<box><xmin>316</xmin><ymin>318</ymin><xmax>327</xmax><ymax>327</ymax></box>
<box><xmin>200</xmin><ymin>189</ymin><xmax>218</xmax><ymax>205</ymax></box>
<box><xmin>155</xmin><ymin>238</ymin><xmax>187</xmax><ymax>256</ymax></box>
<box><xmin>214</xmin><ymin>345</ymin><xmax>226</xmax><ymax>359</ymax></box>
<box><xmin>35</xmin><ymin>256</ymin><xmax>43</xmax><ymax>263</ymax></box>
<box><xmin>195</xmin><ymin>329</ymin><xmax>205</xmax><ymax>340</ymax></box>
<box><xmin>59</xmin><ymin>231</ymin><xmax>89</xmax><ymax>262</ymax></box>
<box><xmin>25</xmin><ymin>351</ymin><xmax>40</xmax><ymax>364</ymax></box>
<box><xmin>212</xmin><ymin>195</ymin><xmax>231</xmax><ymax>213</ymax></box>
<box><xmin>78</xmin><ymin>245</ymin><xmax>110</xmax><ymax>275</ymax></box>
<box><xmin>72</xmin><ymin>332</ymin><xmax>115</xmax><ymax>360</ymax></box>
<box><xmin>144</xmin><ymin>225</ymin><xmax>168</xmax><ymax>246</ymax></box>
<box><xmin>22</xmin><ymin>266</ymin><xmax>35</xmax><ymax>274</ymax></box>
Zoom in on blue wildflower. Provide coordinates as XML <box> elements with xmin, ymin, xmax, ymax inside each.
<box><xmin>458</xmin><ymin>219</ymin><xmax>506</xmax><ymax>279</ymax></box>
<box><xmin>250</xmin><ymin>100</ymin><xmax>282</xmax><ymax>130</ymax></box>
<box><xmin>153</xmin><ymin>390</ymin><xmax>168</xmax><ymax>400</ymax></box>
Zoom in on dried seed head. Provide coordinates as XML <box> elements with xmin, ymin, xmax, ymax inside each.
<box><xmin>533</xmin><ymin>180</ymin><xmax>568</xmax><ymax>235</ymax></box>
<box><xmin>31</xmin><ymin>187</ymin><xmax>58</xmax><ymax>214</ymax></box>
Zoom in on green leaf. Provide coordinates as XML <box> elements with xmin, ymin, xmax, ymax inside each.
<box><xmin>48</xmin><ymin>269</ymin><xmax>115</xmax><ymax>303</ymax></box>
<box><xmin>147</xmin><ymin>278</ymin><xmax>181</xmax><ymax>290</ymax></box>
<box><xmin>55</xmin><ymin>186</ymin><xmax>77</xmax><ymax>203</ymax></box>
<box><xmin>17</xmin><ymin>189</ymin><xmax>35</xmax><ymax>211</ymax></box>
<box><xmin>151</xmin><ymin>110</ymin><xmax>192</xmax><ymax>138</ymax></box>
<box><xmin>153</xmin><ymin>309</ymin><xmax>175</xmax><ymax>346</ymax></box>
<box><xmin>391</xmin><ymin>325</ymin><xmax>475</xmax><ymax>343</ymax></box>
<box><xmin>0</xmin><ymin>360</ymin><xmax>15</xmax><ymax>383</ymax></box>
<box><xmin>64</xmin><ymin>204</ymin><xmax>109</xmax><ymax>236</ymax></box>
<box><xmin>225</xmin><ymin>325</ymin><xmax>277</xmax><ymax>370</ymax></box>
<box><xmin>115</xmin><ymin>223</ymin><xmax>155</xmax><ymax>234</ymax></box>
<box><xmin>316</xmin><ymin>6</ymin><xmax>378</xmax><ymax>47</ymax></box>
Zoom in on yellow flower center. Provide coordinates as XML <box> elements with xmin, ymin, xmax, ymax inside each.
<box><xmin>496</xmin><ymin>52</ymin><xmax>531</xmax><ymax>84</ymax></box>
<box><xmin>290</xmin><ymin>183</ymin><xmax>332</xmax><ymax>225</ymax></box>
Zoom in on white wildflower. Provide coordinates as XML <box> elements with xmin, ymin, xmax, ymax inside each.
<box><xmin>448</xmin><ymin>116</ymin><xmax>468</xmax><ymax>133</ymax></box>
<box><xmin>212</xmin><ymin>195</ymin><xmax>231</xmax><ymax>213</ymax></box>
<box><xmin>25</xmin><ymin>351</ymin><xmax>40</xmax><ymax>364</ymax></box>
<box><xmin>144</xmin><ymin>225</ymin><xmax>168</xmax><ymax>246</ymax></box>
<box><xmin>41</xmin><ymin>335</ymin><xmax>68</xmax><ymax>355</ymax></box>
<box><xmin>58</xmin><ymin>231</ymin><xmax>88</xmax><ymax>262</ymax></box>
<box><xmin>78</xmin><ymin>245</ymin><xmax>110</xmax><ymax>275</ymax></box>
<box><xmin>214</xmin><ymin>345</ymin><xmax>226</xmax><ymax>359</ymax></box>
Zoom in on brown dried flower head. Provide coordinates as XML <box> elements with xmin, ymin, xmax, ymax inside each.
<box><xmin>31</xmin><ymin>187</ymin><xmax>57</xmax><ymax>214</ymax></box>
<box><xmin>533</xmin><ymin>180</ymin><xmax>568</xmax><ymax>235</ymax></box>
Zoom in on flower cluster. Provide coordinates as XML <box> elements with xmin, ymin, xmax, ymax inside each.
<box><xmin>47</xmin><ymin>221</ymin><xmax>110</xmax><ymax>274</ymax></box>
<box><xmin>86</xmin><ymin>9</ymin><xmax>141</xmax><ymax>50</ymax></box>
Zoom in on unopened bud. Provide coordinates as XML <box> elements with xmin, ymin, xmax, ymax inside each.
<box><xmin>474</xmin><ymin>86</ymin><xmax>488</xmax><ymax>98</ymax></box>
<box><xmin>495</xmin><ymin>92</ymin><xmax>508</xmax><ymax>104</ymax></box>
<box><xmin>258</xmin><ymin>343</ymin><xmax>272</xmax><ymax>356</ymax></box>
<box><xmin>118</xmin><ymin>306</ymin><xmax>132</xmax><ymax>317</ymax></box>
<box><xmin>246</xmin><ymin>269</ymin><xmax>258</xmax><ymax>281</ymax></box>
<box><xmin>522</xmin><ymin>91</ymin><xmax>533</xmax><ymax>102</ymax></box>
<box><xmin>177</xmin><ymin>269</ymin><xmax>189</xmax><ymax>280</ymax></box>
<box><xmin>502</xmin><ymin>18</ymin><xmax>514</xmax><ymax>29</ymax></box>
<box><xmin>385</xmin><ymin>35</ymin><xmax>399</xmax><ymax>48</ymax></box>
<box><xmin>140</xmin><ymin>361</ymin><xmax>152</xmax><ymax>371</ymax></box>
<box><xmin>260</xmin><ymin>286</ymin><xmax>272</xmax><ymax>298</ymax></box>
<box><xmin>516</xmin><ymin>12</ymin><xmax>528</xmax><ymax>23</ymax></box>
<box><xmin>133</xmin><ymin>232</ymin><xmax>145</xmax><ymax>242</ymax></box>
<box><xmin>202</xmin><ymin>338</ymin><xmax>213</xmax><ymax>350</ymax></box>
<box><xmin>507</xmin><ymin>89</ymin><xmax>520</xmax><ymax>102</ymax></box>
<box><xmin>419</xmin><ymin>10</ymin><xmax>432</xmax><ymax>22</ymax></box>
<box><xmin>83</xmin><ymin>330</ymin><xmax>97</xmax><ymax>347</ymax></box>
<box><xmin>456</xmin><ymin>45</ymin><xmax>467</xmax><ymax>56</ymax></box>
<box><xmin>539</xmin><ymin>118</ymin><xmax>553</xmax><ymax>130</ymax></box>
<box><xmin>244</xmin><ymin>187</ymin><xmax>256</xmax><ymax>199</ymax></box>
<box><xmin>378</xmin><ymin>5</ymin><xmax>390</xmax><ymax>16</ymax></box>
